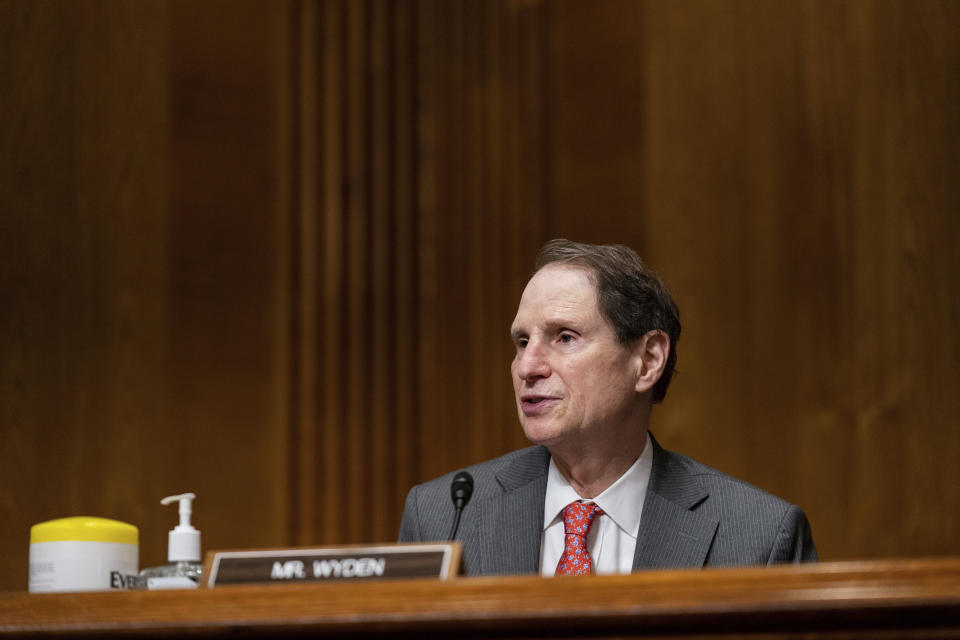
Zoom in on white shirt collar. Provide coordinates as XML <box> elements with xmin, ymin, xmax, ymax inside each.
<box><xmin>543</xmin><ymin>431</ymin><xmax>653</xmax><ymax>538</ymax></box>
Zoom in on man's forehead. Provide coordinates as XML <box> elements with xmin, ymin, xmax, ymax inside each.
<box><xmin>511</xmin><ymin>264</ymin><xmax>599</xmax><ymax>329</ymax></box>
<box><xmin>521</xmin><ymin>263</ymin><xmax>596</xmax><ymax>299</ymax></box>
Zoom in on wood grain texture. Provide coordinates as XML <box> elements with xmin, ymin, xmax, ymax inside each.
<box><xmin>2</xmin><ymin>558</ymin><xmax>959</xmax><ymax>638</ymax></box>
<box><xmin>1</xmin><ymin>0</ymin><xmax>172</xmax><ymax>590</ymax></box>
<box><xmin>163</xmin><ymin>0</ymin><xmax>294</xmax><ymax>560</ymax></box>
<box><xmin>0</xmin><ymin>0</ymin><xmax>294</xmax><ymax>590</ymax></box>
<box><xmin>630</xmin><ymin>0</ymin><xmax>960</xmax><ymax>560</ymax></box>
<box><xmin>287</xmin><ymin>0</ymin><xmax>548</xmax><ymax>547</ymax></box>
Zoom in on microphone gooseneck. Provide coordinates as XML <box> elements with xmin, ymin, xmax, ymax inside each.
<box><xmin>448</xmin><ymin>470</ymin><xmax>474</xmax><ymax>540</ymax></box>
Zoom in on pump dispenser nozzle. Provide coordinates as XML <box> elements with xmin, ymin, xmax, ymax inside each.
<box><xmin>160</xmin><ymin>493</ymin><xmax>200</xmax><ymax>563</ymax></box>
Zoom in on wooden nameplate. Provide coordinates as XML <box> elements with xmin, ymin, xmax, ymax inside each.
<box><xmin>202</xmin><ymin>542</ymin><xmax>461</xmax><ymax>587</ymax></box>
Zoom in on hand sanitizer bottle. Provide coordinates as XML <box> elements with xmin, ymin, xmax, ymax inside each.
<box><xmin>138</xmin><ymin>493</ymin><xmax>203</xmax><ymax>589</ymax></box>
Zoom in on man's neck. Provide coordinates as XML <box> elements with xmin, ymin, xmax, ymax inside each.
<box><xmin>549</xmin><ymin>428</ymin><xmax>649</xmax><ymax>499</ymax></box>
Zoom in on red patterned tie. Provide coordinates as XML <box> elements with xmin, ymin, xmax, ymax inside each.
<box><xmin>555</xmin><ymin>501</ymin><xmax>604</xmax><ymax>575</ymax></box>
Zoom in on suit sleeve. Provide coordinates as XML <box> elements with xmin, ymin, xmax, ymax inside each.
<box><xmin>767</xmin><ymin>504</ymin><xmax>818</xmax><ymax>563</ymax></box>
<box><xmin>397</xmin><ymin>486</ymin><xmax>422</xmax><ymax>542</ymax></box>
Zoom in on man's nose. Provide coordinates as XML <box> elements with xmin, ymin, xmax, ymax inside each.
<box><xmin>516</xmin><ymin>340</ymin><xmax>551</xmax><ymax>380</ymax></box>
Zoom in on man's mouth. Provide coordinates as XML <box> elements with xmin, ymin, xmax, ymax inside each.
<box><xmin>520</xmin><ymin>395</ymin><xmax>559</xmax><ymax>415</ymax></box>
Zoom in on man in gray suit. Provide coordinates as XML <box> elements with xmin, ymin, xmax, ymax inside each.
<box><xmin>399</xmin><ymin>239</ymin><xmax>816</xmax><ymax>575</ymax></box>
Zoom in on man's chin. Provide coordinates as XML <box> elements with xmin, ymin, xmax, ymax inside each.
<box><xmin>521</xmin><ymin>419</ymin><xmax>566</xmax><ymax>447</ymax></box>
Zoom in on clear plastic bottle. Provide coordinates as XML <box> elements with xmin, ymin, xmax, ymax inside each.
<box><xmin>138</xmin><ymin>560</ymin><xmax>202</xmax><ymax>589</ymax></box>
<box><xmin>138</xmin><ymin>493</ymin><xmax>203</xmax><ymax>589</ymax></box>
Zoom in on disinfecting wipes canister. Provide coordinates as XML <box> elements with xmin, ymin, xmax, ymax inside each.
<box><xmin>29</xmin><ymin>517</ymin><xmax>139</xmax><ymax>592</ymax></box>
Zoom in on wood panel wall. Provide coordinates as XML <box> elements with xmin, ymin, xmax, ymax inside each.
<box><xmin>1</xmin><ymin>0</ymin><xmax>294</xmax><ymax>589</ymax></box>
<box><xmin>632</xmin><ymin>0</ymin><xmax>960</xmax><ymax>559</ymax></box>
<box><xmin>1</xmin><ymin>0</ymin><xmax>957</xmax><ymax>591</ymax></box>
<box><xmin>289</xmin><ymin>0</ymin><xmax>548</xmax><ymax>546</ymax></box>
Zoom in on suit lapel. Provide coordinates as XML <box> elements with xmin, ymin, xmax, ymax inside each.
<box><xmin>633</xmin><ymin>435</ymin><xmax>718</xmax><ymax>569</ymax></box>
<box><xmin>477</xmin><ymin>447</ymin><xmax>550</xmax><ymax>575</ymax></box>
<box><xmin>468</xmin><ymin>438</ymin><xmax>717</xmax><ymax>573</ymax></box>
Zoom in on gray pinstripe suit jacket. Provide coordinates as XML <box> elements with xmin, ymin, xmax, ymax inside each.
<box><xmin>398</xmin><ymin>434</ymin><xmax>817</xmax><ymax>575</ymax></box>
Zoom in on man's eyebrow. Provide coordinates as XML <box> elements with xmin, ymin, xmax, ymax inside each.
<box><xmin>542</xmin><ymin>319</ymin><xmax>580</xmax><ymax>334</ymax></box>
<box><xmin>510</xmin><ymin>320</ymin><xmax>579</xmax><ymax>341</ymax></box>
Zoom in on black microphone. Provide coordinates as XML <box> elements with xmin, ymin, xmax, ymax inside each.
<box><xmin>448</xmin><ymin>471</ymin><xmax>474</xmax><ymax>540</ymax></box>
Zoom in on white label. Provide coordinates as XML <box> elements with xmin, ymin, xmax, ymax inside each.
<box><xmin>146</xmin><ymin>576</ymin><xmax>198</xmax><ymax>590</ymax></box>
<box><xmin>29</xmin><ymin>541</ymin><xmax>138</xmax><ymax>593</ymax></box>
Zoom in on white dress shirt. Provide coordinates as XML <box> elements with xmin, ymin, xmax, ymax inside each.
<box><xmin>540</xmin><ymin>432</ymin><xmax>653</xmax><ymax>576</ymax></box>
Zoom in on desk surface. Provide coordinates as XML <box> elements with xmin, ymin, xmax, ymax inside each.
<box><xmin>2</xmin><ymin>557</ymin><xmax>959</xmax><ymax>638</ymax></box>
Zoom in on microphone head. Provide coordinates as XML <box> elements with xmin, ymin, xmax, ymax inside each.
<box><xmin>450</xmin><ymin>470</ymin><xmax>474</xmax><ymax>507</ymax></box>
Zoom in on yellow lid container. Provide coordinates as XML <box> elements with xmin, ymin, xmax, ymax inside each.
<box><xmin>29</xmin><ymin>517</ymin><xmax>139</xmax><ymax>592</ymax></box>
<box><xmin>31</xmin><ymin>517</ymin><xmax>138</xmax><ymax>545</ymax></box>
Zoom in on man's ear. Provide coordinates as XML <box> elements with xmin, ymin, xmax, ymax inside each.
<box><xmin>633</xmin><ymin>330</ymin><xmax>670</xmax><ymax>394</ymax></box>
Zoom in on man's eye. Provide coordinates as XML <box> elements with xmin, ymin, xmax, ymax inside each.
<box><xmin>559</xmin><ymin>333</ymin><xmax>574</xmax><ymax>344</ymax></box>
<box><xmin>517</xmin><ymin>338</ymin><xmax>528</xmax><ymax>348</ymax></box>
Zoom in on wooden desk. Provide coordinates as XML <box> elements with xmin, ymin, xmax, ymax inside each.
<box><xmin>2</xmin><ymin>558</ymin><xmax>959</xmax><ymax>638</ymax></box>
